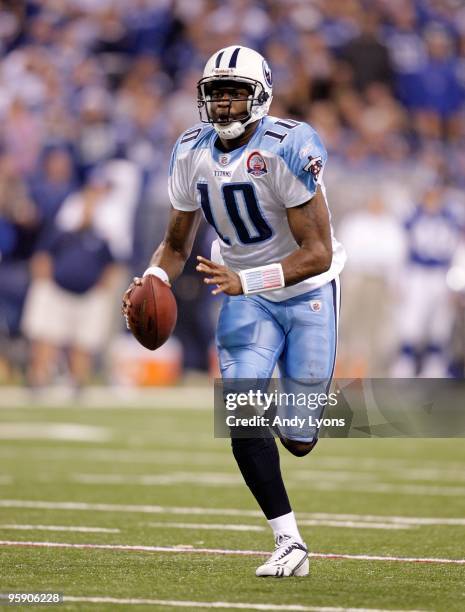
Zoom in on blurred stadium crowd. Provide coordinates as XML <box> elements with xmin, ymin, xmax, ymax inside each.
<box><xmin>1</xmin><ymin>0</ymin><xmax>465</xmax><ymax>389</ymax></box>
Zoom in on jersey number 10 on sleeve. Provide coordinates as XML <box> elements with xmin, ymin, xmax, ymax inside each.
<box><xmin>197</xmin><ymin>182</ymin><xmax>273</xmax><ymax>245</ymax></box>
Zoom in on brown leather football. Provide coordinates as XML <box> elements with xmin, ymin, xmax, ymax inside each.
<box><xmin>126</xmin><ymin>275</ymin><xmax>177</xmax><ymax>351</ymax></box>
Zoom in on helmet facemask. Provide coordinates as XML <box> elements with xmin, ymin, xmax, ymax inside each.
<box><xmin>197</xmin><ymin>76</ymin><xmax>270</xmax><ymax>139</ymax></box>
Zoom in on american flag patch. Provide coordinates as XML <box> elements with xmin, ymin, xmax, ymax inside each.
<box><xmin>240</xmin><ymin>264</ymin><xmax>285</xmax><ymax>295</ymax></box>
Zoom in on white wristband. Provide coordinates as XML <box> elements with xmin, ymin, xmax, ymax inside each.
<box><xmin>239</xmin><ymin>263</ymin><xmax>285</xmax><ymax>295</ymax></box>
<box><xmin>142</xmin><ymin>266</ymin><xmax>170</xmax><ymax>284</ymax></box>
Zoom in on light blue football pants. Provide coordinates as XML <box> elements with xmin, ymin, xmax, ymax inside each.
<box><xmin>216</xmin><ymin>279</ymin><xmax>340</xmax><ymax>442</ymax></box>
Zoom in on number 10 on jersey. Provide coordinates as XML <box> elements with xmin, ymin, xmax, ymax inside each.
<box><xmin>197</xmin><ymin>182</ymin><xmax>273</xmax><ymax>245</ymax></box>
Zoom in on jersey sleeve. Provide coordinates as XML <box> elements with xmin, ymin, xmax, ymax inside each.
<box><xmin>167</xmin><ymin>141</ymin><xmax>199</xmax><ymax>211</ymax></box>
<box><xmin>275</xmin><ymin>123</ymin><xmax>328</xmax><ymax>208</ymax></box>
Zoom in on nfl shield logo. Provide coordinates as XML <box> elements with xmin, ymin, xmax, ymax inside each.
<box><xmin>310</xmin><ymin>300</ymin><xmax>322</xmax><ymax>312</ymax></box>
<box><xmin>246</xmin><ymin>151</ymin><xmax>267</xmax><ymax>177</ymax></box>
<box><xmin>219</xmin><ymin>154</ymin><xmax>230</xmax><ymax>166</ymax></box>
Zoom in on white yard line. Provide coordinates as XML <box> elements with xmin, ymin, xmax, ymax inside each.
<box><xmin>1</xmin><ymin>445</ymin><xmax>464</xmax><ymax>481</ymax></box>
<box><xmin>0</xmin><ymin>499</ymin><xmax>261</xmax><ymax>515</ymax></box>
<box><xmin>0</xmin><ymin>524</ymin><xmax>119</xmax><ymax>533</ymax></box>
<box><xmin>70</xmin><ymin>472</ymin><xmax>465</xmax><ymax>496</ymax></box>
<box><xmin>146</xmin><ymin>522</ymin><xmax>265</xmax><ymax>532</ymax></box>
<box><xmin>298</xmin><ymin>520</ymin><xmax>411</xmax><ymax>530</ymax></box>
<box><xmin>291</xmin><ymin>468</ymin><xmax>465</xmax><ymax>484</ymax></box>
<box><xmin>312</xmin><ymin>482</ymin><xmax>465</xmax><ymax>497</ymax></box>
<box><xmin>58</xmin><ymin>596</ymin><xmax>426</xmax><ymax>612</ymax></box>
<box><xmin>2</xmin><ymin>442</ymin><xmax>465</xmax><ymax>481</ymax></box>
<box><xmin>0</xmin><ymin>540</ymin><xmax>464</xmax><ymax>565</ymax></box>
<box><xmin>0</xmin><ymin>423</ymin><xmax>110</xmax><ymax>442</ymax></box>
<box><xmin>0</xmin><ymin>386</ymin><xmax>212</xmax><ymax>409</ymax></box>
<box><xmin>44</xmin><ymin>448</ymin><xmax>231</xmax><ymax>466</ymax></box>
<box><xmin>144</xmin><ymin>520</ymin><xmax>409</xmax><ymax>532</ymax></box>
<box><xmin>71</xmin><ymin>472</ymin><xmax>375</xmax><ymax>486</ymax></box>
<box><xmin>306</xmin><ymin>513</ymin><xmax>465</xmax><ymax>526</ymax></box>
<box><xmin>394</xmin><ymin>468</ymin><xmax>465</xmax><ymax>482</ymax></box>
<box><xmin>72</xmin><ymin>472</ymin><xmax>243</xmax><ymax>486</ymax></box>
<box><xmin>0</xmin><ymin>445</ymin><xmax>462</xmax><ymax>470</ymax></box>
<box><xmin>301</xmin><ymin>456</ymin><xmax>465</xmax><ymax>471</ymax></box>
<box><xmin>1</xmin><ymin>500</ymin><xmax>464</xmax><ymax>526</ymax></box>
<box><xmin>0</xmin><ymin>444</ymin><xmax>459</xmax><ymax>467</ymax></box>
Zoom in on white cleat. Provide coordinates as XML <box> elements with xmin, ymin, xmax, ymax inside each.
<box><xmin>256</xmin><ymin>534</ymin><xmax>309</xmax><ymax>577</ymax></box>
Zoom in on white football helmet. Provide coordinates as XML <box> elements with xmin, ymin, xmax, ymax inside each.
<box><xmin>197</xmin><ymin>45</ymin><xmax>273</xmax><ymax>140</ymax></box>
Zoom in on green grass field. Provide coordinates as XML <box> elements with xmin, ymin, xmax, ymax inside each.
<box><xmin>0</xmin><ymin>388</ymin><xmax>464</xmax><ymax>611</ymax></box>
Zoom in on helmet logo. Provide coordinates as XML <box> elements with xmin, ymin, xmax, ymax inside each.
<box><xmin>247</xmin><ymin>151</ymin><xmax>267</xmax><ymax>177</ymax></box>
<box><xmin>262</xmin><ymin>60</ymin><xmax>272</xmax><ymax>88</ymax></box>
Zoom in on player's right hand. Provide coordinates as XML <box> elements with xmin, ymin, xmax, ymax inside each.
<box><xmin>121</xmin><ymin>277</ymin><xmax>143</xmax><ymax>327</ymax></box>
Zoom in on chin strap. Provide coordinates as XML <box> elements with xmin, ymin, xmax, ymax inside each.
<box><xmin>213</xmin><ymin>120</ymin><xmax>245</xmax><ymax>140</ymax></box>
<box><xmin>213</xmin><ymin>114</ymin><xmax>257</xmax><ymax>140</ymax></box>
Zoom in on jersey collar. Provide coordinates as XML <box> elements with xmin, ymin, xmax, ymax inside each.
<box><xmin>210</xmin><ymin>119</ymin><xmax>264</xmax><ymax>165</ymax></box>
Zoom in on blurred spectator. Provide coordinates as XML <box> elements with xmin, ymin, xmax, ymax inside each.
<box><xmin>381</xmin><ymin>0</ymin><xmax>427</xmax><ymax>110</ymax></box>
<box><xmin>318</xmin><ymin>0</ymin><xmax>361</xmax><ymax>50</ymax></box>
<box><xmin>57</xmin><ymin>159</ymin><xmax>142</xmax><ymax>262</ymax></box>
<box><xmin>21</xmin><ymin>175</ymin><xmax>118</xmax><ymax>390</ymax></box>
<box><xmin>115</xmin><ymin>82</ymin><xmax>170</xmax><ymax>173</ymax></box>
<box><xmin>392</xmin><ymin>184</ymin><xmax>463</xmax><ymax>377</ymax></box>
<box><xmin>0</xmin><ymin>151</ymin><xmax>37</xmax><ymax>260</ymax></box>
<box><xmin>28</xmin><ymin>145</ymin><xmax>78</xmax><ymax>232</ymax></box>
<box><xmin>75</xmin><ymin>87</ymin><xmax>118</xmax><ymax>174</ymax></box>
<box><xmin>0</xmin><ymin>1</ymin><xmax>25</xmax><ymax>54</ymax></box>
<box><xmin>0</xmin><ymin>150</ymin><xmax>36</xmax><ymax>368</ymax></box>
<box><xmin>414</xmin><ymin>23</ymin><xmax>463</xmax><ymax>140</ymax></box>
<box><xmin>264</xmin><ymin>39</ymin><xmax>305</xmax><ymax>115</ymax></box>
<box><xmin>1</xmin><ymin>97</ymin><xmax>43</xmax><ymax>176</ymax></box>
<box><xmin>447</xmin><ymin>241</ymin><xmax>465</xmax><ymax>377</ymax></box>
<box><xmin>299</xmin><ymin>31</ymin><xmax>335</xmax><ymax>103</ymax></box>
<box><xmin>173</xmin><ymin>224</ymin><xmax>217</xmax><ymax>371</ymax></box>
<box><xmin>338</xmin><ymin>192</ymin><xmax>407</xmax><ymax>376</ymax></box>
<box><xmin>122</xmin><ymin>0</ymin><xmax>174</xmax><ymax>58</ymax></box>
<box><xmin>203</xmin><ymin>0</ymin><xmax>271</xmax><ymax>50</ymax></box>
<box><xmin>341</xmin><ymin>11</ymin><xmax>393</xmax><ymax>91</ymax></box>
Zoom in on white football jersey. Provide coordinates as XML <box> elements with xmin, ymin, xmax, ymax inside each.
<box><xmin>168</xmin><ymin>116</ymin><xmax>346</xmax><ymax>301</ymax></box>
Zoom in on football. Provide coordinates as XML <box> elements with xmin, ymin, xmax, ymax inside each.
<box><xmin>126</xmin><ymin>275</ymin><xmax>177</xmax><ymax>351</ymax></box>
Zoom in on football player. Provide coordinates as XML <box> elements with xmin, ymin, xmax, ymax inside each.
<box><xmin>123</xmin><ymin>46</ymin><xmax>346</xmax><ymax>577</ymax></box>
<box><xmin>392</xmin><ymin>183</ymin><xmax>462</xmax><ymax>377</ymax></box>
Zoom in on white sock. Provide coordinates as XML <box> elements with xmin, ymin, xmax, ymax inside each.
<box><xmin>267</xmin><ymin>511</ymin><xmax>303</xmax><ymax>543</ymax></box>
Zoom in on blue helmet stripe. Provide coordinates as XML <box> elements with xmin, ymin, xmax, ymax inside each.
<box><xmin>215</xmin><ymin>51</ymin><xmax>224</xmax><ymax>68</ymax></box>
<box><xmin>228</xmin><ymin>47</ymin><xmax>240</xmax><ymax>68</ymax></box>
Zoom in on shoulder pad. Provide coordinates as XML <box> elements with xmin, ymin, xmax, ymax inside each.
<box><xmin>170</xmin><ymin>124</ymin><xmax>214</xmax><ymax>175</ymax></box>
<box><xmin>176</xmin><ymin>124</ymin><xmax>214</xmax><ymax>154</ymax></box>
<box><xmin>261</xmin><ymin>118</ymin><xmax>327</xmax><ymax>179</ymax></box>
<box><xmin>259</xmin><ymin>117</ymin><xmax>325</xmax><ymax>154</ymax></box>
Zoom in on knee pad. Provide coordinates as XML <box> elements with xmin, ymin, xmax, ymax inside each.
<box><xmin>279</xmin><ymin>436</ymin><xmax>318</xmax><ymax>457</ymax></box>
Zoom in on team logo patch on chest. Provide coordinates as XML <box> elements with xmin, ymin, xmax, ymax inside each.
<box><xmin>219</xmin><ymin>153</ymin><xmax>230</xmax><ymax>166</ymax></box>
<box><xmin>246</xmin><ymin>151</ymin><xmax>267</xmax><ymax>177</ymax></box>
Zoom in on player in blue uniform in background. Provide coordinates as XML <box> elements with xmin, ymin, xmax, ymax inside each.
<box><xmin>123</xmin><ymin>46</ymin><xmax>345</xmax><ymax>577</ymax></box>
<box><xmin>392</xmin><ymin>183</ymin><xmax>462</xmax><ymax>377</ymax></box>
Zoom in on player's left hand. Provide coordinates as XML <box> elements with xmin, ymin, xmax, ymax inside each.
<box><xmin>196</xmin><ymin>255</ymin><xmax>243</xmax><ymax>296</ymax></box>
